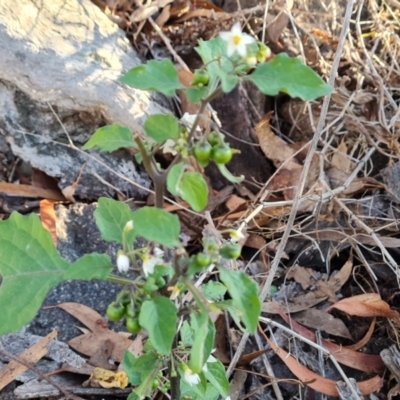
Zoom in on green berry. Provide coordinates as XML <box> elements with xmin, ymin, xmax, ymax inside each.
<box><xmin>211</xmin><ymin>145</ymin><xmax>233</xmax><ymax>164</ymax></box>
<box><xmin>207</xmin><ymin>131</ymin><xmax>223</xmax><ymax>146</ymax></box>
<box><xmin>195</xmin><ymin>252</ymin><xmax>211</xmax><ymax>268</ymax></box>
<box><xmin>194</xmin><ymin>141</ymin><xmax>212</xmax><ymax>163</ymax></box>
<box><xmin>126</xmin><ymin>317</ymin><xmax>141</xmax><ymax>334</ymax></box>
<box><xmin>192</xmin><ymin>69</ymin><xmax>209</xmax><ymax>86</ymax></box>
<box><xmin>106</xmin><ymin>302</ymin><xmax>126</xmax><ymax>322</ymax></box>
<box><xmin>219</xmin><ymin>242</ymin><xmax>241</xmax><ymax>259</ymax></box>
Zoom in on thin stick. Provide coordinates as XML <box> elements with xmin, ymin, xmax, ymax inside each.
<box><xmin>227</xmin><ymin>0</ymin><xmax>356</xmax><ymax>379</ymax></box>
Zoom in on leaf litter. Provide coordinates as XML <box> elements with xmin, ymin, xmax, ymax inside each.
<box><xmin>1</xmin><ymin>0</ymin><xmax>400</xmax><ymax>397</ymax></box>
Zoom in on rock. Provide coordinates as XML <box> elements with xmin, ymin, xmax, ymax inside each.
<box><xmin>0</xmin><ymin>0</ymin><xmax>172</xmax><ymax>198</ymax></box>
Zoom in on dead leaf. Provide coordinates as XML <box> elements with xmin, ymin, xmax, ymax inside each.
<box><xmin>40</xmin><ymin>199</ymin><xmax>58</xmax><ymax>246</ymax></box>
<box><xmin>50</xmin><ymin>303</ymin><xmax>133</xmax><ymax>363</ymax></box>
<box><xmin>225</xmin><ymin>195</ymin><xmax>247</xmax><ymax>213</ymax></box>
<box><xmin>0</xmin><ymin>331</ymin><xmax>58</xmax><ymax>390</ymax></box>
<box><xmin>346</xmin><ymin>318</ymin><xmax>376</xmax><ymax>351</ymax></box>
<box><xmin>83</xmin><ymin>367</ymin><xmax>128</xmax><ymax>389</ymax></box>
<box><xmin>263</xmin><ymin>260</ymin><xmax>352</xmax><ymax>314</ymax></box>
<box><xmin>326</xmin><ymin>293</ymin><xmax>400</xmax><ymax>319</ymax></box>
<box><xmin>256</xmin><ymin>113</ymin><xmax>297</xmax><ymax>166</ymax></box>
<box><xmin>292</xmin><ymin>309</ymin><xmax>353</xmax><ymax>340</ymax></box>
<box><xmin>0</xmin><ymin>182</ymin><xmax>65</xmax><ymax>200</ymax></box>
<box><xmin>266</xmin><ymin>10</ymin><xmax>289</xmax><ymax>43</ymax></box>
<box><xmin>271</xmin><ymin>303</ymin><xmax>385</xmax><ymax>373</ymax></box>
<box><xmin>62</xmin><ymin>163</ymin><xmax>86</xmax><ymax>203</ymax></box>
<box><xmin>244</xmin><ymin>233</ymin><xmax>266</xmax><ymax>250</ymax></box>
<box><xmin>236</xmin><ymin>349</ymin><xmax>270</xmax><ymax>367</ymax></box>
<box><xmin>265</xmin><ymin>336</ymin><xmax>383</xmax><ymax>397</ymax></box>
<box><xmin>331</xmin><ymin>139</ymin><xmax>354</xmax><ymax>172</ymax></box>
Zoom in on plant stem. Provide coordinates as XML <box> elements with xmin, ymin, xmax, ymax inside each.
<box><xmin>106</xmin><ymin>274</ymin><xmax>135</xmax><ymax>285</ymax></box>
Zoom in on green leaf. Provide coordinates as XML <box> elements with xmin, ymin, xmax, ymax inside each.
<box><xmin>122</xmin><ymin>352</ymin><xmax>141</xmax><ymax>386</ymax></box>
<box><xmin>0</xmin><ymin>212</ymin><xmax>112</xmax><ymax>336</ymax></box>
<box><xmin>132</xmin><ymin>207</ymin><xmax>180</xmax><ymax>248</ymax></box>
<box><xmin>219</xmin><ymin>268</ymin><xmax>261</xmax><ymax>334</ymax></box>
<box><xmin>64</xmin><ymin>253</ymin><xmax>112</xmax><ymax>280</ymax></box>
<box><xmin>82</xmin><ymin>124</ymin><xmax>135</xmax><ymax>152</ymax></box>
<box><xmin>167</xmin><ymin>163</ymin><xmax>209</xmax><ymax>212</ymax></box>
<box><xmin>195</xmin><ymin>38</ymin><xmax>239</xmax><ymax>93</ymax></box>
<box><xmin>121</xmin><ymin>59</ymin><xmax>183</xmax><ymax>97</ymax></box>
<box><xmin>246</xmin><ymin>53</ymin><xmax>333</xmax><ymax>101</ymax></box>
<box><xmin>180</xmin><ymin>321</ymin><xmax>194</xmax><ymax>346</ymax></box>
<box><xmin>94</xmin><ymin>198</ymin><xmax>135</xmax><ymax>244</ymax></box>
<box><xmin>184</xmin><ymin>86</ymin><xmax>209</xmax><ymax>103</ymax></box>
<box><xmin>204</xmin><ymin>360</ymin><xmax>229</xmax><ymax>398</ymax></box>
<box><xmin>144</xmin><ymin>114</ymin><xmax>179</xmax><ymax>143</ymax></box>
<box><xmin>189</xmin><ymin>313</ymin><xmax>215</xmax><ymax>373</ymax></box>
<box><xmin>180</xmin><ymin>372</ymin><xmax>208</xmax><ymax>399</ymax></box>
<box><xmin>134</xmin><ymin>363</ymin><xmax>162</xmax><ymax>400</ymax></box>
<box><xmin>202</xmin><ymin>281</ymin><xmax>227</xmax><ymax>301</ymax></box>
<box><xmin>139</xmin><ymin>297</ymin><xmax>178</xmax><ymax>355</ymax></box>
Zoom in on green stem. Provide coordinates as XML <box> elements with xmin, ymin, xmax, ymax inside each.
<box><xmin>106</xmin><ymin>274</ymin><xmax>135</xmax><ymax>285</ymax></box>
<box><xmin>134</xmin><ymin>135</ymin><xmax>165</xmax><ymax>208</ymax></box>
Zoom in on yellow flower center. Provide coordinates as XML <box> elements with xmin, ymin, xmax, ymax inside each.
<box><xmin>233</xmin><ymin>35</ymin><xmax>241</xmax><ymax>45</ymax></box>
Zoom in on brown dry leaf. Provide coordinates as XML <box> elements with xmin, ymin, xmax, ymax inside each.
<box><xmin>83</xmin><ymin>367</ymin><xmax>128</xmax><ymax>389</ymax></box>
<box><xmin>255</xmin><ymin>113</ymin><xmax>297</xmax><ymax>166</ymax></box>
<box><xmin>213</xmin><ymin>314</ymin><xmax>230</xmax><ymax>365</ymax></box>
<box><xmin>266</xmin><ymin>10</ymin><xmax>289</xmax><ymax>43</ymax></box>
<box><xmin>125</xmin><ymin>332</ymin><xmax>144</xmax><ymax>359</ymax></box>
<box><xmin>265</xmin><ymin>336</ymin><xmax>383</xmax><ymax>397</ymax></box>
<box><xmin>293</xmin><ymin>309</ymin><xmax>353</xmax><ymax>340</ymax></box>
<box><xmin>40</xmin><ymin>199</ymin><xmax>58</xmax><ymax>246</ymax></box>
<box><xmin>255</xmin><ymin>113</ymin><xmax>320</xmax><ymax>200</ymax></box>
<box><xmin>225</xmin><ymin>195</ymin><xmax>247</xmax><ymax>213</ymax></box>
<box><xmin>286</xmin><ymin>264</ymin><xmax>319</xmax><ymax>290</ymax></box>
<box><xmin>328</xmin><ymin>167</ymin><xmax>380</xmax><ymax>196</ymax></box>
<box><xmin>155</xmin><ymin>4</ymin><xmax>170</xmax><ymax>27</ymax></box>
<box><xmin>346</xmin><ymin>317</ymin><xmax>376</xmax><ymax>351</ymax></box>
<box><xmin>271</xmin><ymin>303</ymin><xmax>385</xmax><ymax>373</ymax></box>
<box><xmin>263</xmin><ymin>260</ymin><xmax>352</xmax><ymax>313</ymax></box>
<box><xmin>88</xmin><ymin>339</ymin><xmax>116</xmax><ymax>370</ymax></box>
<box><xmin>236</xmin><ymin>349</ymin><xmax>270</xmax><ymax>367</ymax></box>
<box><xmin>51</xmin><ymin>303</ymin><xmax>133</xmax><ymax>362</ymax></box>
<box><xmin>0</xmin><ymin>330</ymin><xmax>58</xmax><ymax>390</ymax></box>
<box><xmin>331</xmin><ymin>139</ymin><xmax>354</xmax><ymax>172</ymax></box>
<box><xmin>62</xmin><ymin>163</ymin><xmax>86</xmax><ymax>203</ymax></box>
<box><xmin>244</xmin><ymin>233</ymin><xmax>266</xmax><ymax>250</ymax></box>
<box><xmin>0</xmin><ymin>182</ymin><xmax>65</xmax><ymax>200</ymax></box>
<box><xmin>326</xmin><ymin>293</ymin><xmax>400</xmax><ymax>319</ymax></box>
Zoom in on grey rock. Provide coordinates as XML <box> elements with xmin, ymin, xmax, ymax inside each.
<box><xmin>0</xmin><ymin>0</ymin><xmax>172</xmax><ymax>198</ymax></box>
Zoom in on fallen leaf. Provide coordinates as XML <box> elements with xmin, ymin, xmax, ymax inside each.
<box><xmin>237</xmin><ymin>349</ymin><xmax>270</xmax><ymax>367</ymax></box>
<box><xmin>270</xmin><ymin>303</ymin><xmax>385</xmax><ymax>373</ymax></box>
<box><xmin>346</xmin><ymin>318</ymin><xmax>376</xmax><ymax>351</ymax></box>
<box><xmin>0</xmin><ymin>330</ymin><xmax>58</xmax><ymax>390</ymax></box>
<box><xmin>0</xmin><ymin>182</ymin><xmax>65</xmax><ymax>200</ymax></box>
<box><xmin>326</xmin><ymin>293</ymin><xmax>400</xmax><ymax>319</ymax></box>
<box><xmin>40</xmin><ymin>199</ymin><xmax>58</xmax><ymax>246</ymax></box>
<box><xmin>263</xmin><ymin>260</ymin><xmax>352</xmax><ymax>314</ymax></box>
<box><xmin>292</xmin><ymin>309</ymin><xmax>353</xmax><ymax>340</ymax></box>
<box><xmin>83</xmin><ymin>367</ymin><xmax>128</xmax><ymax>389</ymax></box>
<box><xmin>265</xmin><ymin>336</ymin><xmax>383</xmax><ymax>397</ymax></box>
<box><xmin>331</xmin><ymin>139</ymin><xmax>354</xmax><ymax>172</ymax></box>
<box><xmin>50</xmin><ymin>303</ymin><xmax>133</xmax><ymax>363</ymax></box>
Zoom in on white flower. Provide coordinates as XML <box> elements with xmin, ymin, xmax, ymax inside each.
<box><xmin>230</xmin><ymin>229</ymin><xmax>245</xmax><ymax>242</ymax></box>
<box><xmin>123</xmin><ymin>220</ymin><xmax>134</xmax><ymax>233</ymax></box>
<box><xmin>161</xmin><ymin>139</ymin><xmax>177</xmax><ymax>155</ymax></box>
<box><xmin>219</xmin><ymin>22</ymin><xmax>256</xmax><ymax>58</ymax></box>
<box><xmin>202</xmin><ymin>352</ymin><xmax>218</xmax><ymax>372</ymax></box>
<box><xmin>117</xmin><ymin>252</ymin><xmax>130</xmax><ymax>273</ymax></box>
<box><xmin>180</xmin><ymin>113</ymin><xmax>201</xmax><ymax>132</ymax></box>
<box><xmin>142</xmin><ymin>248</ymin><xmax>164</xmax><ymax>277</ymax></box>
<box><xmin>183</xmin><ymin>364</ymin><xmax>201</xmax><ymax>386</ymax></box>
